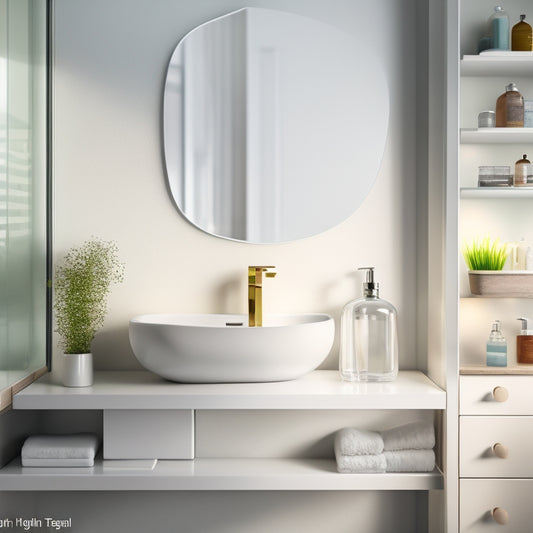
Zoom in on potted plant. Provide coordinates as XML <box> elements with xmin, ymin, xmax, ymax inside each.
<box><xmin>54</xmin><ymin>239</ymin><xmax>124</xmax><ymax>386</ymax></box>
<box><xmin>462</xmin><ymin>236</ymin><xmax>533</xmax><ymax>297</ymax></box>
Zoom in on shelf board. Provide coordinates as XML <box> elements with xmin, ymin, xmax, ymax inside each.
<box><xmin>12</xmin><ymin>370</ymin><xmax>446</xmax><ymax>411</ymax></box>
<box><xmin>460</xmin><ymin>128</ymin><xmax>533</xmax><ymax>144</ymax></box>
<box><xmin>460</xmin><ymin>364</ymin><xmax>533</xmax><ymax>375</ymax></box>
<box><xmin>0</xmin><ymin>457</ymin><xmax>443</xmax><ymax>492</ymax></box>
<box><xmin>461</xmin><ymin>53</ymin><xmax>533</xmax><ymax>76</ymax></box>
<box><xmin>461</xmin><ymin>187</ymin><xmax>533</xmax><ymax>198</ymax></box>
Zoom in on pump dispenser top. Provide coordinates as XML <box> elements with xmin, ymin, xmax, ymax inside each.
<box><xmin>339</xmin><ymin>267</ymin><xmax>399</xmax><ymax>382</ymax></box>
<box><xmin>359</xmin><ymin>266</ymin><xmax>378</xmax><ymax>297</ymax></box>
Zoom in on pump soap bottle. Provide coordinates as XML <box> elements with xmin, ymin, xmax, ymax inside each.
<box><xmin>486</xmin><ymin>320</ymin><xmax>507</xmax><ymax>367</ymax></box>
<box><xmin>517</xmin><ymin>317</ymin><xmax>533</xmax><ymax>364</ymax></box>
<box><xmin>339</xmin><ymin>267</ymin><xmax>398</xmax><ymax>382</ymax></box>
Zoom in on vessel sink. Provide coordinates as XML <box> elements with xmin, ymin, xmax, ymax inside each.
<box><xmin>129</xmin><ymin>313</ymin><xmax>334</xmax><ymax>383</ymax></box>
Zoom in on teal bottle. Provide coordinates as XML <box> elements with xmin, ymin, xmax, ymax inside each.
<box><xmin>486</xmin><ymin>320</ymin><xmax>507</xmax><ymax>367</ymax></box>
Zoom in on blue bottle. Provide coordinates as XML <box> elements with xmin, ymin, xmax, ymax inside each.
<box><xmin>491</xmin><ymin>6</ymin><xmax>509</xmax><ymax>50</ymax></box>
<box><xmin>487</xmin><ymin>320</ymin><xmax>507</xmax><ymax>367</ymax></box>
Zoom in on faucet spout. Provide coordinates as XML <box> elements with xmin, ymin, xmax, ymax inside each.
<box><xmin>248</xmin><ymin>266</ymin><xmax>276</xmax><ymax>327</ymax></box>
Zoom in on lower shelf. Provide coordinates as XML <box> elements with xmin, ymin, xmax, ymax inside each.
<box><xmin>0</xmin><ymin>457</ymin><xmax>443</xmax><ymax>491</ymax></box>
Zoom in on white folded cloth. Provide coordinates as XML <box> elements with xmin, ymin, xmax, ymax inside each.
<box><xmin>381</xmin><ymin>421</ymin><xmax>435</xmax><ymax>451</ymax></box>
<box><xmin>383</xmin><ymin>449</ymin><xmax>435</xmax><ymax>472</ymax></box>
<box><xmin>335</xmin><ymin>453</ymin><xmax>387</xmax><ymax>473</ymax></box>
<box><xmin>21</xmin><ymin>434</ymin><xmax>100</xmax><ymax>467</ymax></box>
<box><xmin>334</xmin><ymin>427</ymin><xmax>384</xmax><ymax>456</ymax></box>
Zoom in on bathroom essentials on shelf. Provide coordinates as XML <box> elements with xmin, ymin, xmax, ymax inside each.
<box><xmin>507</xmin><ymin>239</ymin><xmax>528</xmax><ymax>270</ymax></box>
<box><xmin>383</xmin><ymin>450</ymin><xmax>435</xmax><ymax>473</ymax></box>
<box><xmin>486</xmin><ymin>320</ymin><xmax>507</xmax><ymax>367</ymax></box>
<box><xmin>496</xmin><ymin>83</ymin><xmax>524</xmax><ymax>127</ymax></box>
<box><xmin>478</xmin><ymin>110</ymin><xmax>496</xmax><ymax>128</ymax></box>
<box><xmin>512</xmin><ymin>14</ymin><xmax>532</xmax><ymax>51</ymax></box>
<box><xmin>489</xmin><ymin>6</ymin><xmax>509</xmax><ymax>50</ymax></box>
<box><xmin>339</xmin><ymin>267</ymin><xmax>398</xmax><ymax>382</ymax></box>
<box><xmin>21</xmin><ymin>434</ymin><xmax>100</xmax><ymax>467</ymax></box>
<box><xmin>335</xmin><ymin>427</ymin><xmax>384</xmax><ymax>456</ymax></box>
<box><xmin>334</xmin><ymin>421</ymin><xmax>435</xmax><ymax>473</ymax></box>
<box><xmin>517</xmin><ymin>317</ymin><xmax>533</xmax><ymax>364</ymax></box>
<box><xmin>514</xmin><ymin>154</ymin><xmax>531</xmax><ymax>186</ymax></box>
<box><xmin>381</xmin><ymin>420</ymin><xmax>435</xmax><ymax>451</ymax></box>
<box><xmin>477</xmin><ymin>166</ymin><xmax>512</xmax><ymax>187</ymax></box>
<box><xmin>525</xmin><ymin>101</ymin><xmax>533</xmax><ymax>128</ymax></box>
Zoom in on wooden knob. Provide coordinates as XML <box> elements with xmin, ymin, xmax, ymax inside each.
<box><xmin>492</xmin><ymin>443</ymin><xmax>509</xmax><ymax>459</ymax></box>
<box><xmin>492</xmin><ymin>386</ymin><xmax>509</xmax><ymax>402</ymax></box>
<box><xmin>491</xmin><ymin>507</ymin><xmax>509</xmax><ymax>525</ymax></box>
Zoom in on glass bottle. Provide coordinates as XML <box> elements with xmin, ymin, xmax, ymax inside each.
<box><xmin>514</xmin><ymin>154</ymin><xmax>531</xmax><ymax>186</ymax></box>
<box><xmin>496</xmin><ymin>83</ymin><xmax>524</xmax><ymax>127</ymax></box>
<box><xmin>512</xmin><ymin>15</ymin><xmax>533</xmax><ymax>51</ymax></box>
<box><xmin>486</xmin><ymin>320</ymin><xmax>507</xmax><ymax>367</ymax></box>
<box><xmin>490</xmin><ymin>6</ymin><xmax>509</xmax><ymax>50</ymax></box>
<box><xmin>339</xmin><ymin>267</ymin><xmax>398</xmax><ymax>382</ymax></box>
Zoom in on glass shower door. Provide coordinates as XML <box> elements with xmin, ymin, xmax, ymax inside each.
<box><xmin>0</xmin><ymin>0</ymin><xmax>48</xmax><ymax>409</ymax></box>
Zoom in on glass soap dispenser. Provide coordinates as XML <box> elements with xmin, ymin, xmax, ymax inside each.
<box><xmin>339</xmin><ymin>267</ymin><xmax>398</xmax><ymax>382</ymax></box>
<box><xmin>486</xmin><ymin>320</ymin><xmax>507</xmax><ymax>367</ymax></box>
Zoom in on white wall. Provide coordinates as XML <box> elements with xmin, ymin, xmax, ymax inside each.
<box><xmin>33</xmin><ymin>1</ymin><xmax>427</xmax><ymax>532</ymax></box>
<box><xmin>52</xmin><ymin>0</ymin><xmax>419</xmax><ymax>374</ymax></box>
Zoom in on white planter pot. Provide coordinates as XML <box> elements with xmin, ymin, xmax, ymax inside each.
<box><xmin>63</xmin><ymin>353</ymin><xmax>93</xmax><ymax>387</ymax></box>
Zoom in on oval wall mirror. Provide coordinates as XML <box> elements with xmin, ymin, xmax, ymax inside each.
<box><xmin>164</xmin><ymin>7</ymin><xmax>389</xmax><ymax>243</ymax></box>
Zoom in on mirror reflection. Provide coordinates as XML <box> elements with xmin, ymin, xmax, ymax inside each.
<box><xmin>164</xmin><ymin>8</ymin><xmax>389</xmax><ymax>243</ymax></box>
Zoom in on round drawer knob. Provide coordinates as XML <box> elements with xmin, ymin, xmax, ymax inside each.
<box><xmin>491</xmin><ymin>507</ymin><xmax>509</xmax><ymax>525</ymax></box>
<box><xmin>492</xmin><ymin>443</ymin><xmax>509</xmax><ymax>459</ymax></box>
<box><xmin>492</xmin><ymin>386</ymin><xmax>509</xmax><ymax>402</ymax></box>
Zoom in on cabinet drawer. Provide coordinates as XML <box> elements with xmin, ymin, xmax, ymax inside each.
<box><xmin>460</xmin><ymin>376</ymin><xmax>533</xmax><ymax>415</ymax></box>
<box><xmin>461</xmin><ymin>479</ymin><xmax>533</xmax><ymax>532</ymax></box>
<box><xmin>460</xmin><ymin>416</ymin><xmax>533</xmax><ymax>477</ymax></box>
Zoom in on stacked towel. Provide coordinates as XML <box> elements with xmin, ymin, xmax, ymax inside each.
<box><xmin>334</xmin><ymin>421</ymin><xmax>435</xmax><ymax>473</ymax></box>
<box><xmin>334</xmin><ymin>428</ymin><xmax>385</xmax><ymax>473</ymax></box>
<box><xmin>21</xmin><ymin>434</ymin><xmax>100</xmax><ymax>467</ymax></box>
<box><xmin>381</xmin><ymin>421</ymin><xmax>435</xmax><ymax>473</ymax></box>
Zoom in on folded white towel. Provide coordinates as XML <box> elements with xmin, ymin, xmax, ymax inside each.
<box><xmin>384</xmin><ymin>449</ymin><xmax>435</xmax><ymax>472</ymax></box>
<box><xmin>335</xmin><ymin>453</ymin><xmax>387</xmax><ymax>473</ymax></box>
<box><xmin>334</xmin><ymin>428</ymin><xmax>384</xmax><ymax>456</ymax></box>
<box><xmin>381</xmin><ymin>421</ymin><xmax>435</xmax><ymax>451</ymax></box>
<box><xmin>21</xmin><ymin>434</ymin><xmax>100</xmax><ymax>467</ymax></box>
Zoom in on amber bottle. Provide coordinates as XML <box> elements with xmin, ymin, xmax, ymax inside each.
<box><xmin>496</xmin><ymin>83</ymin><xmax>524</xmax><ymax>127</ymax></box>
<box><xmin>512</xmin><ymin>15</ymin><xmax>533</xmax><ymax>51</ymax></box>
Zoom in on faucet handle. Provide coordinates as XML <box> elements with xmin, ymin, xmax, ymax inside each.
<box><xmin>248</xmin><ymin>265</ymin><xmax>276</xmax><ymax>280</ymax></box>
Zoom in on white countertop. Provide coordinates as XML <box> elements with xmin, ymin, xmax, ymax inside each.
<box><xmin>13</xmin><ymin>370</ymin><xmax>445</xmax><ymax>410</ymax></box>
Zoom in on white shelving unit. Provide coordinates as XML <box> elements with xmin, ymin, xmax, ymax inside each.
<box><xmin>12</xmin><ymin>370</ymin><xmax>446</xmax><ymax>411</ymax></box>
<box><xmin>461</xmin><ymin>53</ymin><xmax>533</xmax><ymax>76</ymax></box>
<box><xmin>0</xmin><ymin>457</ymin><xmax>443</xmax><ymax>492</ymax></box>
<box><xmin>460</xmin><ymin>187</ymin><xmax>533</xmax><ymax>198</ymax></box>
<box><xmin>460</xmin><ymin>128</ymin><xmax>533</xmax><ymax>144</ymax></box>
<box><xmin>0</xmin><ymin>370</ymin><xmax>445</xmax><ymax>492</ymax></box>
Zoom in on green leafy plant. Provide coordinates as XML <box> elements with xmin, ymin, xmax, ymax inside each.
<box><xmin>54</xmin><ymin>239</ymin><xmax>124</xmax><ymax>354</ymax></box>
<box><xmin>462</xmin><ymin>236</ymin><xmax>508</xmax><ymax>271</ymax></box>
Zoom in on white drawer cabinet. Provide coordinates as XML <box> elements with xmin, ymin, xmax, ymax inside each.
<box><xmin>460</xmin><ymin>376</ymin><xmax>533</xmax><ymax>415</ymax></box>
<box><xmin>461</xmin><ymin>479</ymin><xmax>533</xmax><ymax>532</ymax></box>
<box><xmin>460</xmin><ymin>416</ymin><xmax>533</xmax><ymax>478</ymax></box>
<box><xmin>460</xmin><ymin>376</ymin><xmax>533</xmax><ymax>532</ymax></box>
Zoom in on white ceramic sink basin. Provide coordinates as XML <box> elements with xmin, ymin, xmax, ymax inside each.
<box><xmin>129</xmin><ymin>313</ymin><xmax>334</xmax><ymax>383</ymax></box>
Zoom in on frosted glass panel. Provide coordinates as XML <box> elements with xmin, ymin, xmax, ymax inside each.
<box><xmin>0</xmin><ymin>0</ymin><xmax>48</xmax><ymax>393</ymax></box>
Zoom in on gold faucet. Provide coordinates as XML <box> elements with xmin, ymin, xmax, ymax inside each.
<box><xmin>248</xmin><ymin>266</ymin><xmax>276</xmax><ymax>327</ymax></box>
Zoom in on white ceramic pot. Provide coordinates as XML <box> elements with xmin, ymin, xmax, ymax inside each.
<box><xmin>63</xmin><ymin>353</ymin><xmax>93</xmax><ymax>387</ymax></box>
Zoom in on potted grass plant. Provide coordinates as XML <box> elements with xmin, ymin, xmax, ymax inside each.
<box><xmin>462</xmin><ymin>236</ymin><xmax>533</xmax><ymax>297</ymax></box>
<box><xmin>54</xmin><ymin>239</ymin><xmax>124</xmax><ymax>387</ymax></box>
